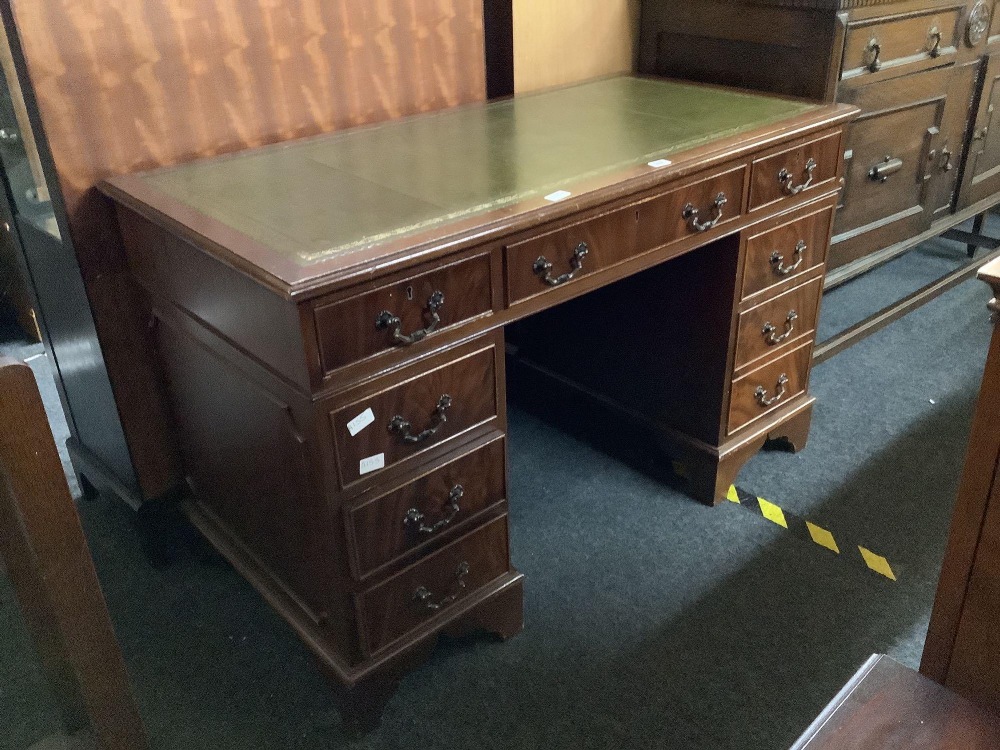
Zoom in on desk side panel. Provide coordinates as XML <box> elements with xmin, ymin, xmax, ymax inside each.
<box><xmin>116</xmin><ymin>206</ymin><xmax>312</xmax><ymax>392</ymax></box>
<box><xmin>151</xmin><ymin>308</ymin><xmax>355</xmax><ymax>663</ymax></box>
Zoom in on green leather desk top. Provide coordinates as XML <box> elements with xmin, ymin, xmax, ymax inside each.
<box><xmin>134</xmin><ymin>77</ymin><xmax>818</xmax><ymax>270</ymax></box>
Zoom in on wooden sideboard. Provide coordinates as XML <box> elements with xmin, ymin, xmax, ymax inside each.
<box><xmin>99</xmin><ymin>76</ymin><xmax>854</xmax><ymax>728</ymax></box>
<box><xmin>921</xmin><ymin>257</ymin><xmax>1000</xmax><ymax>708</ymax></box>
<box><xmin>639</xmin><ymin>0</ymin><xmax>1000</xmax><ymax>289</ymax></box>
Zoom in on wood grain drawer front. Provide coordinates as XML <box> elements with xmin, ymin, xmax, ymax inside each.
<box><xmin>347</xmin><ymin>436</ymin><xmax>506</xmax><ymax>580</ymax></box>
<box><xmin>741</xmin><ymin>205</ymin><xmax>833</xmax><ymax>300</ymax></box>
<box><xmin>357</xmin><ymin>514</ymin><xmax>510</xmax><ymax>655</ymax></box>
<box><xmin>728</xmin><ymin>342</ymin><xmax>811</xmax><ymax>436</ymax></box>
<box><xmin>749</xmin><ymin>132</ymin><xmax>841</xmax><ymax>211</ymax></box>
<box><xmin>505</xmin><ymin>206</ymin><xmax>637</xmax><ymax>305</ymax></box>
<box><xmin>331</xmin><ymin>344</ymin><xmax>499</xmax><ymax>487</ymax></box>
<box><xmin>734</xmin><ymin>277</ymin><xmax>822</xmax><ymax>373</ymax></box>
<box><xmin>842</xmin><ymin>8</ymin><xmax>962</xmax><ymax>81</ymax></box>
<box><xmin>635</xmin><ymin>163</ymin><xmax>746</xmax><ymax>252</ymax></box>
<box><xmin>314</xmin><ymin>252</ymin><xmax>493</xmax><ymax>375</ymax></box>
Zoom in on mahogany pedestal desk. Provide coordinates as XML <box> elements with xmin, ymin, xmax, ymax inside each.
<box><xmin>99</xmin><ymin>77</ymin><xmax>856</xmax><ymax>728</ymax></box>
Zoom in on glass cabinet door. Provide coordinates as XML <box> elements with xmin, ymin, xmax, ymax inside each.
<box><xmin>0</xmin><ymin>29</ymin><xmax>58</xmax><ymax>239</ymax></box>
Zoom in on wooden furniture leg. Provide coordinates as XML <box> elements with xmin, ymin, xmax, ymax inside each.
<box><xmin>0</xmin><ymin>357</ymin><xmax>149</xmax><ymax>750</ymax></box>
<box><xmin>971</xmin><ymin>212</ymin><xmax>986</xmax><ymax>258</ymax></box>
<box><xmin>675</xmin><ymin>401</ymin><xmax>814</xmax><ymax>505</ymax></box>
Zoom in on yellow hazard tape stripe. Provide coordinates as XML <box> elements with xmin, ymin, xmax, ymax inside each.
<box><xmin>729</xmin><ymin>485</ymin><xmax>897</xmax><ymax>581</ymax></box>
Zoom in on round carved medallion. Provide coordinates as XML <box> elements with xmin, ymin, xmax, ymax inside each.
<box><xmin>968</xmin><ymin>1</ymin><xmax>991</xmax><ymax>46</ymax></box>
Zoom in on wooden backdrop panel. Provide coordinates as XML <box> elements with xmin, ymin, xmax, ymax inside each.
<box><xmin>513</xmin><ymin>0</ymin><xmax>638</xmax><ymax>93</ymax></box>
<box><xmin>9</xmin><ymin>0</ymin><xmax>486</xmax><ymax>499</ymax></box>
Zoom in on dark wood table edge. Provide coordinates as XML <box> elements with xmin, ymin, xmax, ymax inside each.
<box><xmin>98</xmin><ymin>98</ymin><xmax>856</xmax><ymax>302</ymax></box>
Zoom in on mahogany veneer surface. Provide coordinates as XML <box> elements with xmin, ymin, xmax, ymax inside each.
<box><xmin>101</xmin><ymin>76</ymin><xmax>855</xmax><ymax>727</ymax></box>
<box><xmin>105</xmin><ymin>77</ymin><xmax>820</xmax><ymax>294</ymax></box>
<box><xmin>792</xmin><ymin>654</ymin><xmax>1000</xmax><ymax>749</ymax></box>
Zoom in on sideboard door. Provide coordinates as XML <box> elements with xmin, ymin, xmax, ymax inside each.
<box><xmin>960</xmin><ymin>54</ymin><xmax>1000</xmax><ymax>207</ymax></box>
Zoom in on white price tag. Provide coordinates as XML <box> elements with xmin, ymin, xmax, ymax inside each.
<box><xmin>347</xmin><ymin>407</ymin><xmax>375</xmax><ymax>437</ymax></box>
<box><xmin>648</xmin><ymin>159</ymin><xmax>672</xmax><ymax>168</ymax></box>
<box><xmin>544</xmin><ymin>190</ymin><xmax>572</xmax><ymax>202</ymax></box>
<box><xmin>359</xmin><ymin>454</ymin><xmax>385</xmax><ymax>475</ymax></box>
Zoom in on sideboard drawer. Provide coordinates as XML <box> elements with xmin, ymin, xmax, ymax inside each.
<box><xmin>749</xmin><ymin>131</ymin><xmax>841</xmax><ymax>211</ymax></box>
<box><xmin>734</xmin><ymin>277</ymin><xmax>822</xmax><ymax>372</ymax></box>
<box><xmin>842</xmin><ymin>7</ymin><xmax>961</xmax><ymax>81</ymax></box>
<box><xmin>356</xmin><ymin>514</ymin><xmax>510</xmax><ymax>655</ymax></box>
<box><xmin>346</xmin><ymin>435</ymin><xmax>506</xmax><ymax>580</ymax></box>
<box><xmin>741</xmin><ymin>204</ymin><xmax>833</xmax><ymax>301</ymax></box>
<box><xmin>314</xmin><ymin>252</ymin><xmax>494</xmax><ymax>375</ymax></box>
<box><xmin>505</xmin><ymin>205</ymin><xmax>637</xmax><ymax>305</ymax></box>
<box><xmin>330</xmin><ymin>341</ymin><xmax>500</xmax><ymax>487</ymax></box>
<box><xmin>635</xmin><ymin>163</ymin><xmax>746</xmax><ymax>252</ymax></box>
<box><xmin>728</xmin><ymin>341</ymin><xmax>812</xmax><ymax>436</ymax></box>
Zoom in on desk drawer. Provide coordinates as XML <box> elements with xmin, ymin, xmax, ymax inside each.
<box><xmin>734</xmin><ymin>277</ymin><xmax>822</xmax><ymax>372</ymax></box>
<box><xmin>314</xmin><ymin>252</ymin><xmax>494</xmax><ymax>375</ymax></box>
<box><xmin>346</xmin><ymin>435</ymin><xmax>506</xmax><ymax>580</ymax></box>
<box><xmin>749</xmin><ymin>132</ymin><xmax>841</xmax><ymax>211</ymax></box>
<box><xmin>356</xmin><ymin>514</ymin><xmax>510</xmax><ymax>655</ymax></box>
<box><xmin>505</xmin><ymin>206</ymin><xmax>636</xmax><ymax>305</ymax></box>
<box><xmin>842</xmin><ymin>8</ymin><xmax>961</xmax><ymax>81</ymax></box>
<box><xmin>636</xmin><ymin>163</ymin><xmax>745</xmax><ymax>252</ymax></box>
<box><xmin>330</xmin><ymin>341</ymin><xmax>500</xmax><ymax>487</ymax></box>
<box><xmin>741</xmin><ymin>204</ymin><xmax>833</xmax><ymax>300</ymax></box>
<box><xmin>728</xmin><ymin>342</ymin><xmax>811</xmax><ymax>436</ymax></box>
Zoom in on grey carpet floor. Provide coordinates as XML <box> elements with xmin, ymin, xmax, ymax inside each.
<box><xmin>1</xmin><ymin>232</ymin><xmax>995</xmax><ymax>749</ymax></box>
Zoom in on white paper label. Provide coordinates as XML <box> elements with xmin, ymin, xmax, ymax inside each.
<box><xmin>359</xmin><ymin>453</ymin><xmax>385</xmax><ymax>475</ymax></box>
<box><xmin>347</xmin><ymin>407</ymin><xmax>375</xmax><ymax>437</ymax></box>
<box><xmin>648</xmin><ymin>159</ymin><xmax>672</xmax><ymax>168</ymax></box>
<box><xmin>544</xmin><ymin>190</ymin><xmax>572</xmax><ymax>202</ymax></box>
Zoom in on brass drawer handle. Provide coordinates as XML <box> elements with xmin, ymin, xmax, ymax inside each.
<box><xmin>864</xmin><ymin>38</ymin><xmax>882</xmax><ymax>72</ymax></box>
<box><xmin>534</xmin><ymin>242</ymin><xmax>589</xmax><ymax>286</ymax></box>
<box><xmin>868</xmin><ymin>156</ymin><xmax>903</xmax><ymax>183</ymax></box>
<box><xmin>388</xmin><ymin>394</ymin><xmax>452</xmax><ymax>444</ymax></box>
<box><xmin>762</xmin><ymin>310</ymin><xmax>799</xmax><ymax>346</ymax></box>
<box><xmin>404</xmin><ymin>485</ymin><xmax>464</xmax><ymax>535</ymax></box>
<box><xmin>928</xmin><ymin>26</ymin><xmax>943</xmax><ymax>57</ymax></box>
<box><xmin>682</xmin><ymin>193</ymin><xmax>727</xmax><ymax>232</ymax></box>
<box><xmin>755</xmin><ymin>373</ymin><xmax>790</xmax><ymax>408</ymax></box>
<box><xmin>939</xmin><ymin>145</ymin><xmax>954</xmax><ymax>173</ymax></box>
<box><xmin>376</xmin><ymin>290</ymin><xmax>445</xmax><ymax>346</ymax></box>
<box><xmin>778</xmin><ymin>158</ymin><xmax>816</xmax><ymax>196</ymax></box>
<box><xmin>973</xmin><ymin>126</ymin><xmax>990</xmax><ymax>143</ymax></box>
<box><xmin>771</xmin><ymin>240</ymin><xmax>806</xmax><ymax>276</ymax></box>
<box><xmin>413</xmin><ymin>561</ymin><xmax>470</xmax><ymax>611</ymax></box>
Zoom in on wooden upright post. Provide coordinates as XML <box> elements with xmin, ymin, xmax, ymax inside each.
<box><xmin>0</xmin><ymin>357</ymin><xmax>149</xmax><ymax>750</ymax></box>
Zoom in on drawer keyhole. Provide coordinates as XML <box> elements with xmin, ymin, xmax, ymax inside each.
<box><xmin>406</xmin><ymin>285</ymin><xmax>414</xmax><ymax>301</ymax></box>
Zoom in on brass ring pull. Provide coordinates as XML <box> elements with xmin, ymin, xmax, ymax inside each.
<box><xmin>771</xmin><ymin>241</ymin><xmax>806</xmax><ymax>276</ymax></box>
<box><xmin>376</xmin><ymin>290</ymin><xmax>445</xmax><ymax>346</ymax></box>
<box><xmin>928</xmin><ymin>27</ymin><xmax>942</xmax><ymax>57</ymax></box>
<box><xmin>778</xmin><ymin>158</ymin><xmax>817</xmax><ymax>196</ymax></box>
<box><xmin>865</xmin><ymin>38</ymin><xmax>882</xmax><ymax>72</ymax></box>
<box><xmin>413</xmin><ymin>561</ymin><xmax>470</xmax><ymax>611</ymax></box>
<box><xmin>534</xmin><ymin>242</ymin><xmax>589</xmax><ymax>286</ymax></box>
<box><xmin>762</xmin><ymin>310</ymin><xmax>799</xmax><ymax>346</ymax></box>
<box><xmin>404</xmin><ymin>485</ymin><xmax>464</xmax><ymax>535</ymax></box>
<box><xmin>388</xmin><ymin>394</ymin><xmax>452</xmax><ymax>444</ymax></box>
<box><xmin>755</xmin><ymin>374</ymin><xmax>790</xmax><ymax>408</ymax></box>
<box><xmin>682</xmin><ymin>193</ymin><xmax>727</xmax><ymax>232</ymax></box>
